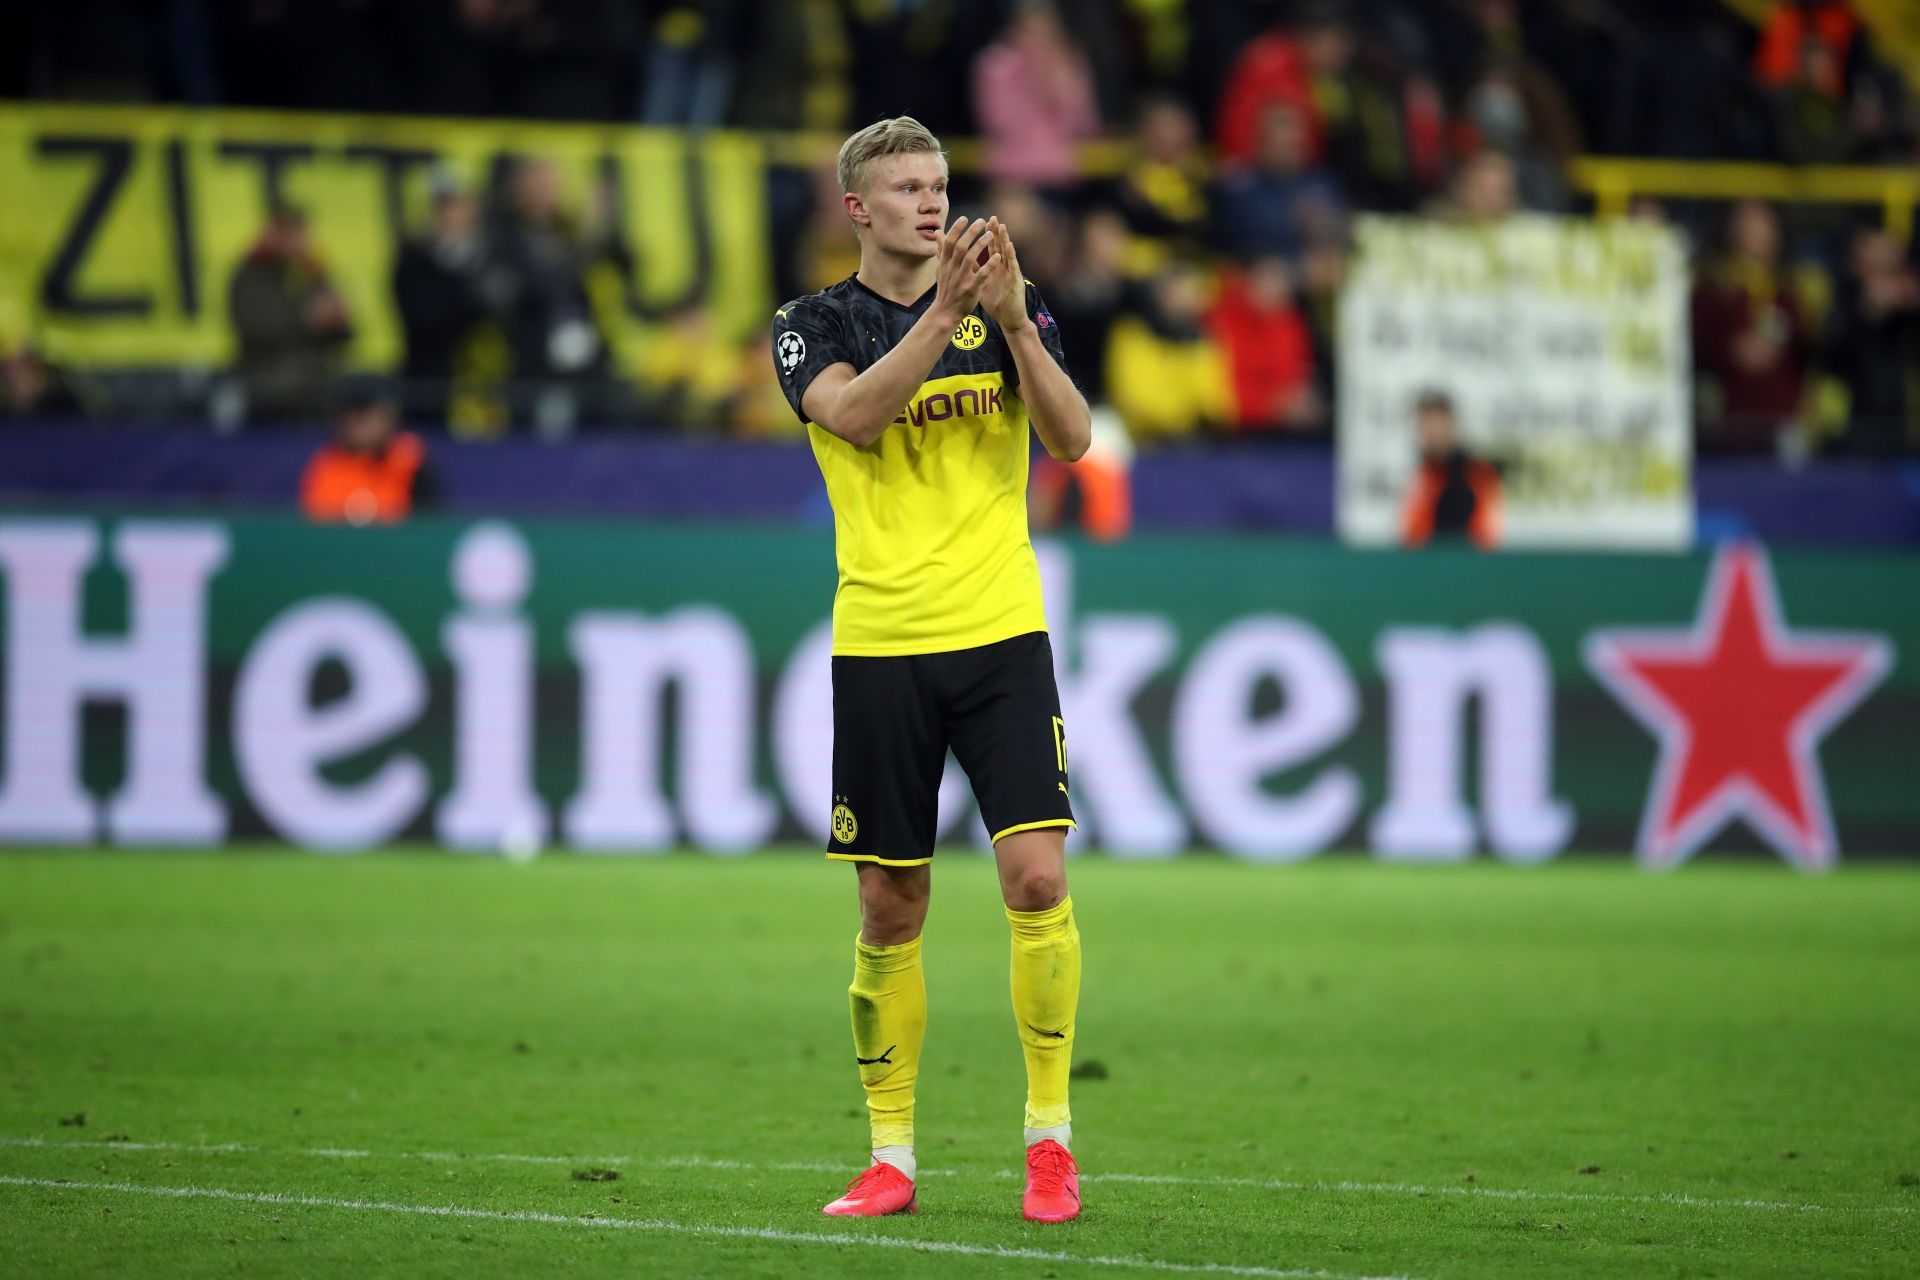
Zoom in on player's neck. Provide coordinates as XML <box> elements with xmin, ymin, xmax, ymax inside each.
<box><xmin>855</xmin><ymin>244</ymin><xmax>937</xmax><ymax>308</ymax></box>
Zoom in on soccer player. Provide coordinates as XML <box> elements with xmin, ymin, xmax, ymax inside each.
<box><xmin>771</xmin><ymin>117</ymin><xmax>1092</xmax><ymax>1223</ymax></box>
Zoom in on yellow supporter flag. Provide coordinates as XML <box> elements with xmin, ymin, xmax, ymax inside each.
<box><xmin>0</xmin><ymin>104</ymin><xmax>772</xmax><ymax>372</ymax></box>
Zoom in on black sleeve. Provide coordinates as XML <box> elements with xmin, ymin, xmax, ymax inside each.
<box><xmin>1006</xmin><ymin>281</ymin><xmax>1072</xmax><ymax>389</ymax></box>
<box><xmin>771</xmin><ymin>297</ymin><xmax>856</xmax><ymax>424</ymax></box>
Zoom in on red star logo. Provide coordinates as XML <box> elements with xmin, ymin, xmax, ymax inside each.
<box><xmin>1584</xmin><ymin>543</ymin><xmax>1892</xmax><ymax>870</ymax></box>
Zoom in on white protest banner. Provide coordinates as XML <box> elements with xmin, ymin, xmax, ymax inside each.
<box><xmin>1337</xmin><ymin>215</ymin><xmax>1691</xmax><ymax>550</ymax></box>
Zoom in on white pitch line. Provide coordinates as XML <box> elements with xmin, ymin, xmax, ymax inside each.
<box><xmin>2</xmin><ymin>1135</ymin><xmax>1909</xmax><ymax>1216</ymax></box>
<box><xmin>1088</xmin><ymin>1171</ymin><xmax>1841</xmax><ymax>1215</ymax></box>
<box><xmin>0</xmin><ymin>1175</ymin><xmax>1417</xmax><ymax>1280</ymax></box>
<box><xmin>0</xmin><ymin>1137</ymin><xmax>626</xmax><ymax>1167</ymax></box>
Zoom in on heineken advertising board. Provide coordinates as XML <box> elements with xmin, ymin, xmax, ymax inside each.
<box><xmin>0</xmin><ymin>516</ymin><xmax>1912</xmax><ymax>866</ymax></box>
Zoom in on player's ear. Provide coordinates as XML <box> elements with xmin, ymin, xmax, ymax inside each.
<box><xmin>844</xmin><ymin>191</ymin><xmax>869</xmax><ymax>229</ymax></box>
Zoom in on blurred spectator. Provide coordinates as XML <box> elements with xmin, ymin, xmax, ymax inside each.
<box><xmin>1109</xmin><ymin>95</ymin><xmax>1211</xmax><ymax>273</ymax></box>
<box><xmin>1401</xmin><ymin>390</ymin><xmax>1502</xmax><ymax>550</ymax></box>
<box><xmin>1691</xmin><ymin>200</ymin><xmax>1813</xmax><ymax>455</ymax></box>
<box><xmin>300</xmin><ymin>384</ymin><xmax>435</xmax><ymax>525</ymax></box>
<box><xmin>1213</xmin><ymin>4</ymin><xmax>1350</xmax><ymax>167</ymax></box>
<box><xmin>1222</xmin><ymin>4</ymin><xmax>1447</xmax><ymax>214</ymax></box>
<box><xmin>1626</xmin><ymin>193</ymin><xmax>1663</xmax><ymax>220</ymax></box>
<box><xmin>0</xmin><ymin>343</ymin><xmax>83</xmax><ymax>420</ymax></box>
<box><xmin>971</xmin><ymin>0</ymin><xmax>1101</xmax><ymax>193</ymax></box>
<box><xmin>1434</xmin><ymin>150</ymin><xmax>1519</xmax><ymax>224</ymax></box>
<box><xmin>1753</xmin><ymin>0</ymin><xmax>1862</xmax><ymax>96</ymax></box>
<box><xmin>1748</xmin><ymin>2</ymin><xmax>1916</xmax><ymax>161</ymax></box>
<box><xmin>1824</xmin><ymin>228</ymin><xmax>1920</xmax><ymax>456</ymax></box>
<box><xmin>1769</xmin><ymin>36</ymin><xmax>1861</xmax><ymax>164</ymax></box>
<box><xmin>1049</xmin><ymin>209</ymin><xmax>1133</xmax><ymax>404</ymax></box>
<box><xmin>1205</xmin><ymin>255</ymin><xmax>1319</xmax><ymax>436</ymax></box>
<box><xmin>1211</xmin><ymin>103</ymin><xmax>1346</xmax><ymax>261</ymax></box>
<box><xmin>1104</xmin><ymin>261</ymin><xmax>1233</xmax><ymax>446</ymax></box>
<box><xmin>1330</xmin><ymin>16</ymin><xmax>1449</xmax><ymax>212</ymax></box>
<box><xmin>229</xmin><ymin>203</ymin><xmax>353</xmax><ymax>423</ymax></box>
<box><xmin>393</xmin><ymin>175</ymin><xmax>495</xmax><ymax>424</ymax></box>
<box><xmin>487</xmin><ymin>157</ymin><xmax>612</xmax><ymax>429</ymax></box>
<box><xmin>1458</xmin><ymin>60</ymin><xmax>1582</xmax><ymax>211</ymax></box>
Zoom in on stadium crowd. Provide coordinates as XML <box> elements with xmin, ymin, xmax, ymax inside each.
<box><xmin>4</xmin><ymin>0</ymin><xmax>1918</xmax><ymax>461</ymax></box>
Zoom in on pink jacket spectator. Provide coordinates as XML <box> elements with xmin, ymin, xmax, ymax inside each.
<box><xmin>972</xmin><ymin>18</ymin><xmax>1100</xmax><ymax>188</ymax></box>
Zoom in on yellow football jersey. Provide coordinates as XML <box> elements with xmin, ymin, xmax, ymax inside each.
<box><xmin>773</xmin><ymin>275</ymin><xmax>1070</xmax><ymax>656</ymax></box>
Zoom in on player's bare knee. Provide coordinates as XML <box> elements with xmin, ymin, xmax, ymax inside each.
<box><xmin>1000</xmin><ymin>861</ymin><xmax>1067</xmax><ymax>913</ymax></box>
<box><xmin>859</xmin><ymin>903</ymin><xmax>923</xmax><ymax>946</ymax></box>
<box><xmin>856</xmin><ymin>863</ymin><xmax>929</xmax><ymax>945</ymax></box>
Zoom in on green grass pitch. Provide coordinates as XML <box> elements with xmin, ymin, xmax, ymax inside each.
<box><xmin>1</xmin><ymin>849</ymin><xmax>1916</xmax><ymax>1279</ymax></box>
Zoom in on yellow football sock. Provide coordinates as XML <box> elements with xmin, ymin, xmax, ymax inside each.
<box><xmin>1007</xmin><ymin>896</ymin><xmax>1080</xmax><ymax>1130</ymax></box>
<box><xmin>848</xmin><ymin>933</ymin><xmax>927</xmax><ymax>1150</ymax></box>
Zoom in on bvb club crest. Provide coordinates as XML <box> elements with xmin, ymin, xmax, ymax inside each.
<box><xmin>951</xmin><ymin>314</ymin><xmax>987</xmax><ymax>351</ymax></box>
<box><xmin>831</xmin><ymin>802</ymin><xmax>858</xmax><ymax>844</ymax></box>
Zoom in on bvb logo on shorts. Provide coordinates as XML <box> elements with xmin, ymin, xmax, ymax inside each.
<box><xmin>831</xmin><ymin>802</ymin><xmax>859</xmax><ymax>845</ymax></box>
<box><xmin>951</xmin><ymin>314</ymin><xmax>987</xmax><ymax>351</ymax></box>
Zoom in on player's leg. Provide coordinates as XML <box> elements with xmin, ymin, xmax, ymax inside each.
<box><xmin>822</xmin><ymin>653</ymin><xmax>943</xmax><ymax>1217</ymax></box>
<box><xmin>997</xmin><ymin>827</ymin><xmax>1083</xmax><ymax>1222</ymax></box>
<box><xmin>848</xmin><ymin>860</ymin><xmax>929</xmax><ymax>1171</ymax></box>
<box><xmin>943</xmin><ymin>631</ymin><xmax>1083</xmax><ymax>1221</ymax></box>
<box><xmin>996</xmin><ymin>825</ymin><xmax>1081</xmax><ymax>1147</ymax></box>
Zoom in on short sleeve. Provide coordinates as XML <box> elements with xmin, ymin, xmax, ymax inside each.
<box><xmin>1007</xmin><ymin>281</ymin><xmax>1071</xmax><ymax>388</ymax></box>
<box><xmin>771</xmin><ymin>298</ymin><xmax>854</xmax><ymax>424</ymax></box>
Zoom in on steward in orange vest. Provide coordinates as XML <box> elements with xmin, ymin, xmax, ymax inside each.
<box><xmin>301</xmin><ymin>388</ymin><xmax>433</xmax><ymax>525</ymax></box>
<box><xmin>1400</xmin><ymin>390</ymin><xmax>1502</xmax><ymax>551</ymax></box>
<box><xmin>1031</xmin><ymin>411</ymin><xmax>1134</xmax><ymax>543</ymax></box>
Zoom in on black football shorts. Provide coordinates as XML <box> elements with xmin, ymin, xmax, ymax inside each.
<box><xmin>826</xmin><ymin>631</ymin><xmax>1076</xmax><ymax>865</ymax></box>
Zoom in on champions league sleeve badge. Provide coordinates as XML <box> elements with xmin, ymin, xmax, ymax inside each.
<box><xmin>777</xmin><ymin>330</ymin><xmax>806</xmax><ymax>375</ymax></box>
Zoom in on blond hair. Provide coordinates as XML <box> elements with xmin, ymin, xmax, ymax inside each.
<box><xmin>836</xmin><ymin>116</ymin><xmax>947</xmax><ymax>196</ymax></box>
